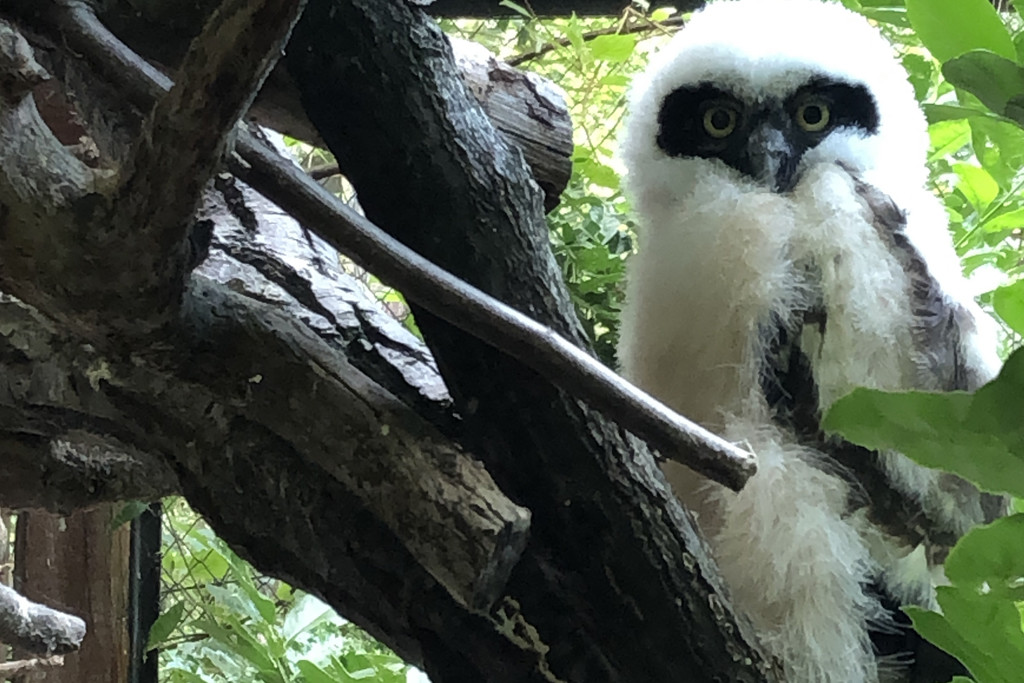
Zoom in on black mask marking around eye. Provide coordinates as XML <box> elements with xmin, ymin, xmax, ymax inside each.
<box><xmin>654</xmin><ymin>77</ymin><xmax>880</xmax><ymax>191</ymax></box>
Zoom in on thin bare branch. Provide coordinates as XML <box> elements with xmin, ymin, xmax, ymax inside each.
<box><xmin>234</xmin><ymin>137</ymin><xmax>757</xmax><ymax>491</ymax></box>
<box><xmin>0</xmin><ymin>654</ymin><xmax>65</xmax><ymax>676</ymax></box>
<box><xmin>506</xmin><ymin>15</ymin><xmax>685</xmax><ymax>67</ymax></box>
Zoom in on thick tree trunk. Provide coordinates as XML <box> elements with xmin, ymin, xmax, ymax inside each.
<box><xmin>283</xmin><ymin>1</ymin><xmax>770</xmax><ymax>681</ymax></box>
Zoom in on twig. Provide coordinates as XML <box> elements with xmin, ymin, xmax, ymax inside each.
<box><xmin>0</xmin><ymin>654</ymin><xmax>65</xmax><ymax>676</ymax></box>
<box><xmin>507</xmin><ymin>14</ymin><xmax>685</xmax><ymax>67</ymax></box>
<box><xmin>233</xmin><ymin>137</ymin><xmax>756</xmax><ymax>490</ymax></box>
<box><xmin>308</xmin><ymin>162</ymin><xmax>340</xmax><ymax>180</ymax></box>
<box><xmin>35</xmin><ymin>1</ymin><xmax>757</xmax><ymax>492</ymax></box>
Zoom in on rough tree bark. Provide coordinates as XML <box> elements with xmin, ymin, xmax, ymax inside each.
<box><xmin>85</xmin><ymin>0</ymin><xmax>575</xmax><ymax>209</ymax></box>
<box><xmin>0</xmin><ymin>0</ymin><xmax>778</xmax><ymax>681</ymax></box>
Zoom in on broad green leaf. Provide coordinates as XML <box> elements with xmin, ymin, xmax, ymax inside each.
<box><xmin>295</xmin><ymin>661</ymin><xmax>341</xmax><ymax>683</ymax></box>
<box><xmin>936</xmin><ymin>587</ymin><xmax>1024</xmax><ymax>682</ymax></box>
<box><xmin>146</xmin><ymin>601</ymin><xmax>185</xmax><ymax>651</ymax></box>
<box><xmin>858</xmin><ymin>8</ymin><xmax>909</xmax><ymax>28</ymax></box>
<box><xmin>823</xmin><ymin>348</ymin><xmax>1024</xmax><ymax>497</ymax></box>
<box><xmin>984</xmin><ymin>208</ymin><xmax>1024</xmax><ymax>233</ymax></box>
<box><xmin>993</xmin><ymin>281</ymin><xmax>1024</xmax><ymax>335</ymax></box>
<box><xmin>906</xmin><ymin>0</ymin><xmax>1013</xmax><ymax>63</ymax></box>
<box><xmin>944</xmin><ymin>51</ymin><xmax>1024</xmax><ymax>121</ymax></box>
<box><xmin>928</xmin><ymin>119</ymin><xmax>971</xmax><ymax>161</ymax></box>
<box><xmin>588</xmin><ymin>34</ymin><xmax>636</xmax><ymax>63</ymax></box>
<box><xmin>967</xmin><ymin>116</ymin><xmax>1024</xmax><ymax>182</ymax></box>
<box><xmin>944</xmin><ymin>515</ymin><xmax>1024</xmax><ymax>595</ymax></box>
<box><xmin>924</xmin><ymin>103</ymin><xmax>998</xmax><ymax>124</ymax></box>
<box><xmin>905</xmin><ymin>606</ymin><xmax>990</xmax><ymax>682</ymax></box>
<box><xmin>579</xmin><ymin>159</ymin><xmax>620</xmax><ymax>190</ymax></box>
<box><xmin>1006</xmin><ymin>95</ymin><xmax>1024</xmax><ymax>128</ymax></box>
<box><xmin>952</xmin><ymin>163</ymin><xmax>999</xmax><ymax>211</ymax></box>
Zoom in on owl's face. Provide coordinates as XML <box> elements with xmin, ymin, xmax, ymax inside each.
<box><xmin>655</xmin><ymin>76</ymin><xmax>879</xmax><ymax>193</ymax></box>
<box><xmin>621</xmin><ymin>0</ymin><xmax>930</xmax><ymax>214</ymax></box>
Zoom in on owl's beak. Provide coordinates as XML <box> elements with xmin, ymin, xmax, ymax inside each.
<box><xmin>744</xmin><ymin>123</ymin><xmax>798</xmax><ymax>193</ymax></box>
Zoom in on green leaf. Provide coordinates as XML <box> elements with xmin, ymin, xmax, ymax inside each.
<box><xmin>993</xmin><ymin>281</ymin><xmax>1024</xmax><ymax>335</ymax></box>
<box><xmin>822</xmin><ymin>348</ymin><xmax>1024</xmax><ymax>498</ymax></box>
<box><xmin>924</xmin><ymin>103</ymin><xmax>1004</xmax><ymax>125</ymax></box>
<box><xmin>983</xmin><ymin>207</ymin><xmax>1024</xmax><ymax>233</ymax></box>
<box><xmin>944</xmin><ymin>51</ymin><xmax>1024</xmax><ymax>121</ymax></box>
<box><xmin>906</xmin><ymin>0</ymin><xmax>1014</xmax><ymax>62</ymax></box>
<box><xmin>944</xmin><ymin>515</ymin><xmax>1024</xmax><ymax>595</ymax></box>
<box><xmin>295</xmin><ymin>660</ymin><xmax>341</xmax><ymax>683</ymax></box>
<box><xmin>587</xmin><ymin>34</ymin><xmax>636</xmax><ymax>63</ymax></box>
<box><xmin>952</xmin><ymin>163</ymin><xmax>999</xmax><ymax>211</ymax></box>
<box><xmin>928</xmin><ymin>119</ymin><xmax>971</xmax><ymax>161</ymax></box>
<box><xmin>282</xmin><ymin>593</ymin><xmax>334</xmax><ymax>644</ymax></box>
<box><xmin>110</xmin><ymin>500</ymin><xmax>149</xmax><ymax>530</ymax></box>
<box><xmin>904</xmin><ymin>606</ymin><xmax>982</xmax><ymax>681</ymax></box>
<box><xmin>579</xmin><ymin>159</ymin><xmax>620</xmax><ymax>190</ymax></box>
<box><xmin>146</xmin><ymin>601</ymin><xmax>185</xmax><ymax>651</ymax></box>
<box><xmin>908</xmin><ymin>587</ymin><xmax>1024</xmax><ymax>683</ymax></box>
<box><xmin>497</xmin><ymin>1</ymin><xmax>531</xmax><ymax>18</ymax></box>
<box><xmin>904</xmin><ymin>52</ymin><xmax>935</xmax><ymax>101</ymax></box>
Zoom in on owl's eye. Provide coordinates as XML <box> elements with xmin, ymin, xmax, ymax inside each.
<box><xmin>703</xmin><ymin>106</ymin><xmax>738</xmax><ymax>138</ymax></box>
<box><xmin>796</xmin><ymin>100</ymin><xmax>831</xmax><ymax>132</ymax></box>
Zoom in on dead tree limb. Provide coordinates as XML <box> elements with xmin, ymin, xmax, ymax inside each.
<box><xmin>0</xmin><ymin>654</ymin><xmax>65</xmax><ymax>677</ymax></box>
<box><xmin>0</xmin><ymin>583</ymin><xmax>85</xmax><ymax>656</ymax></box>
<box><xmin>41</xmin><ymin>0</ymin><xmax>756</xmax><ymax>515</ymax></box>
<box><xmin>107</xmin><ymin>0</ymin><xmax>307</xmax><ymax>334</ymax></box>
<box><xmin>0</xmin><ymin>6</ymin><xmax>532</xmax><ymax>614</ymax></box>
<box><xmin>0</xmin><ymin>431</ymin><xmax>178</xmax><ymax>513</ymax></box>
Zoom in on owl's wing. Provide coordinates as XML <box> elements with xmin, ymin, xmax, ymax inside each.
<box><xmin>759</xmin><ymin>170</ymin><xmax>1005</xmax><ymax>681</ymax></box>
<box><xmin>849</xmin><ymin>173</ymin><xmax>999</xmax><ymax>393</ymax></box>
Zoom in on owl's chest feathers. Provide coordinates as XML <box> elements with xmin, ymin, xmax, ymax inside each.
<box><xmin>626</xmin><ymin>167</ymin><xmax>924</xmax><ymax>428</ymax></box>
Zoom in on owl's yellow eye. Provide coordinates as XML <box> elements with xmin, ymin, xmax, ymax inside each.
<box><xmin>703</xmin><ymin>106</ymin><xmax>738</xmax><ymax>138</ymax></box>
<box><xmin>796</xmin><ymin>100</ymin><xmax>830</xmax><ymax>132</ymax></box>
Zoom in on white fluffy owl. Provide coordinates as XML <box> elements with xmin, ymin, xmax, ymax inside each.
<box><xmin>617</xmin><ymin>2</ymin><xmax>1005</xmax><ymax>681</ymax></box>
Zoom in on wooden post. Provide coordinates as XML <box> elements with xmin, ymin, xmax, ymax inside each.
<box><xmin>13</xmin><ymin>505</ymin><xmax>131</xmax><ymax>683</ymax></box>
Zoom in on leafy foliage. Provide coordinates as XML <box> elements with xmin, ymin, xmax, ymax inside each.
<box><xmin>825</xmin><ymin>3</ymin><xmax>1024</xmax><ymax>680</ymax></box>
<box><xmin>157</xmin><ymin>499</ymin><xmax>413</xmax><ymax>683</ymax></box>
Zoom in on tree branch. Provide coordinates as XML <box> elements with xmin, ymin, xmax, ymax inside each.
<box><xmin>107</xmin><ymin>0</ymin><xmax>307</xmax><ymax>333</ymax></box>
<box><xmin>0</xmin><ymin>654</ymin><xmax>65</xmax><ymax>677</ymax></box>
<box><xmin>506</xmin><ymin>14</ymin><xmax>685</xmax><ymax>67</ymax></box>
<box><xmin>0</xmin><ymin>583</ymin><xmax>85</xmax><ymax>656</ymax></box>
<box><xmin>40</xmin><ymin>0</ymin><xmax>755</xmax><ymax>505</ymax></box>
<box><xmin>234</xmin><ymin>136</ymin><xmax>756</xmax><ymax>490</ymax></box>
<box><xmin>426</xmin><ymin>0</ymin><xmax>702</xmax><ymax>18</ymax></box>
<box><xmin>0</xmin><ymin>431</ymin><xmax>178</xmax><ymax>513</ymax></box>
